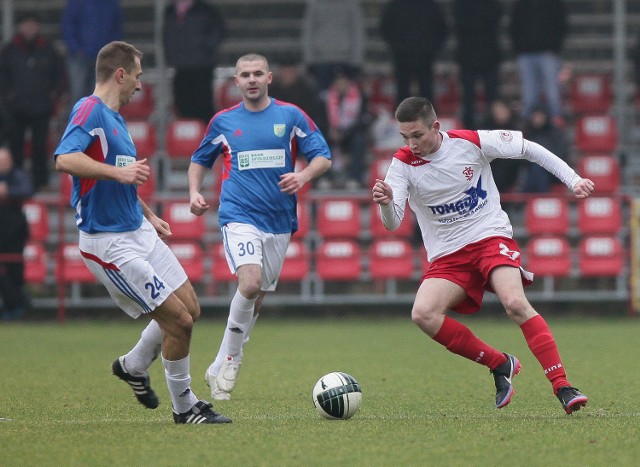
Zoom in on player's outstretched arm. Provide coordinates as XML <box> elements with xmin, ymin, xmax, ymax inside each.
<box><xmin>572</xmin><ymin>177</ymin><xmax>595</xmax><ymax>199</ymax></box>
<box><xmin>55</xmin><ymin>152</ymin><xmax>150</xmax><ymax>185</ymax></box>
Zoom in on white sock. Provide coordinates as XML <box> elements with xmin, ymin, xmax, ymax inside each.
<box><xmin>162</xmin><ymin>354</ymin><xmax>198</xmax><ymax>414</ymax></box>
<box><xmin>210</xmin><ymin>290</ymin><xmax>256</xmax><ymax>375</ymax></box>
<box><xmin>122</xmin><ymin>320</ymin><xmax>162</xmax><ymax>376</ymax></box>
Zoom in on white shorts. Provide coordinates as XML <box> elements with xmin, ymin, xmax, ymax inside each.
<box><xmin>78</xmin><ymin>218</ymin><xmax>188</xmax><ymax>318</ymax></box>
<box><xmin>221</xmin><ymin>222</ymin><xmax>291</xmax><ymax>292</ymax></box>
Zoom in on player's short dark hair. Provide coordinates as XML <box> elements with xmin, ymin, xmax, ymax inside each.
<box><xmin>95</xmin><ymin>41</ymin><xmax>143</xmax><ymax>84</ymax></box>
<box><xmin>395</xmin><ymin>97</ymin><xmax>437</xmax><ymax>126</ymax></box>
<box><xmin>236</xmin><ymin>53</ymin><xmax>270</xmax><ymax>71</ymax></box>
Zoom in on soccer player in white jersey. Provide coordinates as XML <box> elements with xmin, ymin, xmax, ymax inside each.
<box><xmin>189</xmin><ymin>53</ymin><xmax>332</xmax><ymax>400</ymax></box>
<box><xmin>54</xmin><ymin>41</ymin><xmax>231</xmax><ymax>424</ymax></box>
<box><xmin>372</xmin><ymin>97</ymin><xmax>593</xmax><ymax>414</ymax></box>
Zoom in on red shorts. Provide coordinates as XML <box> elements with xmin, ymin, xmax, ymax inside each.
<box><xmin>422</xmin><ymin>236</ymin><xmax>533</xmax><ymax>314</ymax></box>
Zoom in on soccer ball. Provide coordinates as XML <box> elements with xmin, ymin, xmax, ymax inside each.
<box><xmin>312</xmin><ymin>372</ymin><xmax>362</xmax><ymax>420</ymax></box>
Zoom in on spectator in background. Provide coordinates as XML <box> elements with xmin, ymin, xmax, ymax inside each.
<box><xmin>325</xmin><ymin>68</ymin><xmax>370</xmax><ymax>189</ymax></box>
<box><xmin>0</xmin><ymin>13</ymin><xmax>66</xmax><ymax>190</ymax></box>
<box><xmin>0</xmin><ymin>146</ymin><xmax>33</xmax><ymax>321</ymax></box>
<box><xmin>302</xmin><ymin>0</ymin><xmax>365</xmax><ymax>98</ymax></box>
<box><xmin>483</xmin><ymin>99</ymin><xmax>523</xmax><ymax>193</ymax></box>
<box><xmin>163</xmin><ymin>0</ymin><xmax>226</xmax><ymax>122</ymax></box>
<box><xmin>510</xmin><ymin>0</ymin><xmax>568</xmax><ymax>127</ymax></box>
<box><xmin>62</xmin><ymin>0</ymin><xmax>122</xmax><ymax>104</ymax></box>
<box><xmin>453</xmin><ymin>0</ymin><xmax>503</xmax><ymax>129</ymax></box>
<box><xmin>269</xmin><ymin>58</ymin><xmax>328</xmax><ymax>136</ymax></box>
<box><xmin>521</xmin><ymin>105</ymin><xmax>569</xmax><ymax>193</ymax></box>
<box><xmin>379</xmin><ymin>0</ymin><xmax>448</xmax><ymax>105</ymax></box>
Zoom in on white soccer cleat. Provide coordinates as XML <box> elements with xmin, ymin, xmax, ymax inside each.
<box><xmin>205</xmin><ymin>356</ymin><xmax>241</xmax><ymax>400</ymax></box>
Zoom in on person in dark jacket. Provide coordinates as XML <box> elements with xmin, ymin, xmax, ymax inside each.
<box><xmin>521</xmin><ymin>105</ymin><xmax>569</xmax><ymax>193</ymax></box>
<box><xmin>61</xmin><ymin>0</ymin><xmax>123</xmax><ymax>104</ymax></box>
<box><xmin>510</xmin><ymin>0</ymin><xmax>568</xmax><ymax>126</ymax></box>
<box><xmin>163</xmin><ymin>0</ymin><xmax>226</xmax><ymax>122</ymax></box>
<box><xmin>0</xmin><ymin>146</ymin><xmax>33</xmax><ymax>321</ymax></box>
<box><xmin>0</xmin><ymin>13</ymin><xmax>66</xmax><ymax>190</ymax></box>
<box><xmin>453</xmin><ymin>0</ymin><xmax>502</xmax><ymax>129</ymax></box>
<box><xmin>379</xmin><ymin>0</ymin><xmax>448</xmax><ymax>106</ymax></box>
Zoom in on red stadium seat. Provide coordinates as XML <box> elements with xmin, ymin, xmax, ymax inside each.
<box><xmin>577</xmin><ymin>154</ymin><xmax>620</xmax><ymax>193</ymax></box>
<box><xmin>525</xmin><ymin>236</ymin><xmax>572</xmax><ymax>277</ymax></box>
<box><xmin>24</xmin><ymin>242</ymin><xmax>47</xmax><ymax>284</ymax></box>
<box><xmin>578</xmin><ymin>236</ymin><xmax>624</xmax><ymax>277</ymax></box>
<box><xmin>211</xmin><ymin>242</ymin><xmax>235</xmax><ymax>283</ymax></box>
<box><xmin>570</xmin><ymin>74</ymin><xmax>612</xmax><ymax>114</ymax></box>
<box><xmin>315</xmin><ymin>240</ymin><xmax>362</xmax><ymax>280</ymax></box>
<box><xmin>574</xmin><ymin>115</ymin><xmax>618</xmax><ymax>153</ymax></box>
<box><xmin>23</xmin><ymin>201</ymin><xmax>49</xmax><ymax>242</ymax></box>
<box><xmin>577</xmin><ymin>197</ymin><xmax>622</xmax><ymax>235</ymax></box>
<box><xmin>369</xmin><ymin>202</ymin><xmax>415</xmax><ymax>239</ymax></box>
<box><xmin>163</xmin><ymin>202</ymin><xmax>206</xmax><ymax>239</ymax></box>
<box><xmin>166</xmin><ymin>119</ymin><xmax>206</xmax><ymax>157</ymax></box>
<box><xmin>525</xmin><ymin>197</ymin><xmax>570</xmax><ymax>235</ymax></box>
<box><xmin>168</xmin><ymin>242</ymin><xmax>204</xmax><ymax>282</ymax></box>
<box><xmin>316</xmin><ymin>198</ymin><xmax>362</xmax><ymax>239</ymax></box>
<box><xmin>279</xmin><ymin>240</ymin><xmax>310</xmax><ymax>281</ymax></box>
<box><xmin>215</xmin><ymin>78</ymin><xmax>243</xmax><ymax>111</ymax></box>
<box><xmin>128</xmin><ymin>121</ymin><xmax>157</xmax><ymax>158</ymax></box>
<box><xmin>55</xmin><ymin>243</ymin><xmax>96</xmax><ymax>283</ymax></box>
<box><xmin>120</xmin><ymin>84</ymin><xmax>155</xmax><ymax>120</ymax></box>
<box><xmin>434</xmin><ymin>74</ymin><xmax>460</xmax><ymax>115</ymax></box>
<box><xmin>369</xmin><ymin>239</ymin><xmax>414</xmax><ymax>280</ymax></box>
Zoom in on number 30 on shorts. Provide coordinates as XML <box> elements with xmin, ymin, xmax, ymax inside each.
<box><xmin>237</xmin><ymin>241</ymin><xmax>255</xmax><ymax>256</ymax></box>
<box><xmin>145</xmin><ymin>275</ymin><xmax>166</xmax><ymax>299</ymax></box>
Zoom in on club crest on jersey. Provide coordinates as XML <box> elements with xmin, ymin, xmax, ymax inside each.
<box><xmin>463</xmin><ymin>166</ymin><xmax>474</xmax><ymax>181</ymax></box>
<box><xmin>273</xmin><ymin>124</ymin><xmax>286</xmax><ymax>137</ymax></box>
<box><xmin>428</xmin><ymin>176</ymin><xmax>488</xmax><ymax>216</ymax></box>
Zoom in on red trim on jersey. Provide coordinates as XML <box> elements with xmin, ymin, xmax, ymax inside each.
<box><xmin>80</xmin><ymin>250</ymin><xmax>120</xmax><ymax>270</ymax></box>
<box><xmin>78</xmin><ymin>138</ymin><xmax>103</xmax><ymax>196</ymax></box>
<box><xmin>447</xmin><ymin>130</ymin><xmax>481</xmax><ymax>148</ymax></box>
<box><xmin>393</xmin><ymin>146</ymin><xmax>430</xmax><ymax>166</ymax></box>
<box><xmin>220</xmin><ymin>143</ymin><xmax>232</xmax><ymax>183</ymax></box>
<box><xmin>72</xmin><ymin>96</ymin><xmax>99</xmax><ymax>126</ymax></box>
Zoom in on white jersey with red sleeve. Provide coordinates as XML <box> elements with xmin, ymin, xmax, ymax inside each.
<box><xmin>380</xmin><ymin>129</ymin><xmax>579</xmax><ymax>261</ymax></box>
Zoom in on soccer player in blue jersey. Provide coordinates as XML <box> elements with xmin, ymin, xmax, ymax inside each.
<box><xmin>54</xmin><ymin>41</ymin><xmax>231</xmax><ymax>424</ymax></box>
<box><xmin>189</xmin><ymin>53</ymin><xmax>332</xmax><ymax>399</ymax></box>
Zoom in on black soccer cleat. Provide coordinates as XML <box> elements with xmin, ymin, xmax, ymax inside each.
<box><xmin>112</xmin><ymin>357</ymin><xmax>159</xmax><ymax>409</ymax></box>
<box><xmin>556</xmin><ymin>386</ymin><xmax>588</xmax><ymax>414</ymax></box>
<box><xmin>491</xmin><ymin>353</ymin><xmax>521</xmax><ymax>409</ymax></box>
<box><xmin>173</xmin><ymin>400</ymin><xmax>232</xmax><ymax>424</ymax></box>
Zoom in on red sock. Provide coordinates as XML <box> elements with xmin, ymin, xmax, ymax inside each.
<box><xmin>432</xmin><ymin>316</ymin><xmax>506</xmax><ymax>370</ymax></box>
<box><xmin>520</xmin><ymin>315</ymin><xmax>570</xmax><ymax>393</ymax></box>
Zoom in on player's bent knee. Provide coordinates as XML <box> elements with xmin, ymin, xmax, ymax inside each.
<box><xmin>411</xmin><ymin>306</ymin><xmax>441</xmax><ymax>333</ymax></box>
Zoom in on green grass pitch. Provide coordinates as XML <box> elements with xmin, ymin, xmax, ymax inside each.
<box><xmin>1</xmin><ymin>315</ymin><xmax>639</xmax><ymax>466</ymax></box>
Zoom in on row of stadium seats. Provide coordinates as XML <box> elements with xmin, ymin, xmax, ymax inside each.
<box><xmin>125</xmin><ymin>113</ymin><xmax>620</xmax><ymax>163</ymax></box>
<box><xmin>23</xmin><ymin>193</ymin><xmax>624</xmax><ymax>244</ymax></box>
<box><xmin>24</xmin><ymin>233</ymin><xmax>624</xmax><ymax>288</ymax></box>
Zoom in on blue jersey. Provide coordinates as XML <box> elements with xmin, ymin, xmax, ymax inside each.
<box><xmin>192</xmin><ymin>98</ymin><xmax>331</xmax><ymax>234</ymax></box>
<box><xmin>54</xmin><ymin>96</ymin><xmax>143</xmax><ymax>233</ymax></box>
